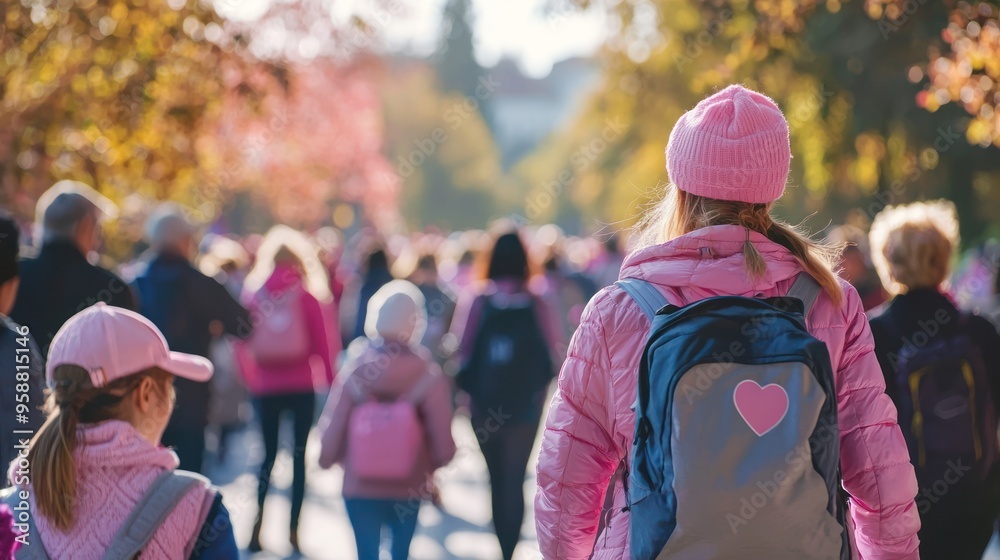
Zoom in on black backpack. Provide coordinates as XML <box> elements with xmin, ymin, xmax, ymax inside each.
<box><xmin>888</xmin><ymin>314</ymin><xmax>998</xmax><ymax>486</ymax></box>
<box><xmin>457</xmin><ymin>292</ymin><xmax>554</xmax><ymax>415</ymax></box>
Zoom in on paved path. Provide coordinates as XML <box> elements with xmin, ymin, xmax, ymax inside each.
<box><xmin>209</xmin><ymin>415</ymin><xmax>1000</xmax><ymax>560</ymax></box>
<box><xmin>209</xmin><ymin>415</ymin><xmax>542</xmax><ymax>560</ymax></box>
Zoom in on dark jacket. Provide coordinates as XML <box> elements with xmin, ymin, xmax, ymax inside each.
<box><xmin>870</xmin><ymin>291</ymin><xmax>1000</xmax><ymax>560</ymax></box>
<box><xmin>133</xmin><ymin>252</ymin><xmax>251</xmax><ymax>428</ymax></box>
<box><xmin>869</xmin><ymin>288</ymin><xmax>1000</xmax><ymax>409</ymax></box>
<box><xmin>0</xmin><ymin>316</ymin><xmax>45</xmax><ymax>473</ymax></box>
<box><xmin>9</xmin><ymin>240</ymin><xmax>136</xmax><ymax>355</ymax></box>
<box><xmin>352</xmin><ymin>267</ymin><xmax>393</xmax><ymax>341</ymax></box>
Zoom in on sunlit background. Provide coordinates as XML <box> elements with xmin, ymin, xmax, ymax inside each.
<box><xmin>4</xmin><ymin>1</ymin><xmax>1000</xmax><ymax>558</ymax></box>
<box><xmin>5</xmin><ymin>0</ymin><xmax>1000</xmax><ymax>250</ymax></box>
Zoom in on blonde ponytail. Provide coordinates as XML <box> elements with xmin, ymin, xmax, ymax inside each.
<box><xmin>636</xmin><ymin>185</ymin><xmax>844</xmax><ymax>306</ymax></box>
<box><xmin>26</xmin><ymin>365</ymin><xmax>172</xmax><ymax>530</ymax></box>
<box><xmin>765</xmin><ymin>220</ymin><xmax>844</xmax><ymax>306</ymax></box>
<box><xmin>27</xmin><ymin>398</ymin><xmax>80</xmax><ymax>530</ymax></box>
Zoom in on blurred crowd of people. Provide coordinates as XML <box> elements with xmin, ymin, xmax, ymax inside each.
<box><xmin>3</xmin><ymin>175</ymin><xmax>1000</xmax><ymax>560</ymax></box>
<box><xmin>0</xmin><ymin>179</ymin><xmax>629</xmax><ymax>559</ymax></box>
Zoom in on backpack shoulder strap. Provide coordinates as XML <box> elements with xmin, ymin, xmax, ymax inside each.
<box><xmin>2</xmin><ymin>489</ymin><xmax>49</xmax><ymax>560</ymax></box>
<box><xmin>101</xmin><ymin>470</ymin><xmax>208</xmax><ymax>560</ymax></box>
<box><xmin>615</xmin><ymin>278</ymin><xmax>669</xmax><ymax>321</ymax></box>
<box><xmin>786</xmin><ymin>273</ymin><xmax>822</xmax><ymax>317</ymax></box>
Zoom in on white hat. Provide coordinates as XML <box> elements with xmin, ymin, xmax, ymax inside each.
<box><xmin>365</xmin><ymin>280</ymin><xmax>427</xmax><ymax>346</ymax></box>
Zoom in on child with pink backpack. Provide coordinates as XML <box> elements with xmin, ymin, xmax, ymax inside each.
<box><xmin>318</xmin><ymin>280</ymin><xmax>456</xmax><ymax>560</ymax></box>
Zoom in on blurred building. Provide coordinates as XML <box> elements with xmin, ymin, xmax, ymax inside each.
<box><xmin>490</xmin><ymin>57</ymin><xmax>599</xmax><ymax>168</ymax></box>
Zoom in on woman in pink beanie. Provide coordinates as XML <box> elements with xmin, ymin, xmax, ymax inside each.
<box><xmin>534</xmin><ymin>85</ymin><xmax>920</xmax><ymax>559</ymax></box>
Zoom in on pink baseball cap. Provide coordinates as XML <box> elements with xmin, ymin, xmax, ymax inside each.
<box><xmin>46</xmin><ymin>302</ymin><xmax>213</xmax><ymax>388</ymax></box>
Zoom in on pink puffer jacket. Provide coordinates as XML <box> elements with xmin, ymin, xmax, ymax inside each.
<box><xmin>534</xmin><ymin>225</ymin><xmax>920</xmax><ymax>560</ymax></box>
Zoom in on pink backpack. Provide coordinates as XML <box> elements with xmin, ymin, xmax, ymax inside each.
<box><xmin>347</xmin><ymin>372</ymin><xmax>437</xmax><ymax>481</ymax></box>
<box><xmin>248</xmin><ymin>286</ymin><xmax>311</xmax><ymax>365</ymax></box>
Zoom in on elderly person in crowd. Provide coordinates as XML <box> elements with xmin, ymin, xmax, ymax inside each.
<box><xmin>10</xmin><ymin>180</ymin><xmax>135</xmax><ymax>354</ymax></box>
<box><xmin>132</xmin><ymin>203</ymin><xmax>251</xmax><ymax>473</ymax></box>
<box><xmin>868</xmin><ymin>200</ymin><xmax>1000</xmax><ymax>560</ymax></box>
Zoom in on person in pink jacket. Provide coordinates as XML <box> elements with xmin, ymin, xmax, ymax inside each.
<box><xmin>239</xmin><ymin>225</ymin><xmax>340</xmax><ymax>554</ymax></box>
<box><xmin>318</xmin><ymin>280</ymin><xmax>456</xmax><ymax>560</ymax></box>
<box><xmin>534</xmin><ymin>85</ymin><xmax>920</xmax><ymax>559</ymax></box>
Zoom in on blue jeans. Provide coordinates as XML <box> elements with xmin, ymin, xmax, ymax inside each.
<box><xmin>344</xmin><ymin>498</ymin><xmax>419</xmax><ymax>560</ymax></box>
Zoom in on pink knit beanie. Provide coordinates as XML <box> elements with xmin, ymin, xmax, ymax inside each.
<box><xmin>666</xmin><ymin>84</ymin><xmax>791</xmax><ymax>204</ymax></box>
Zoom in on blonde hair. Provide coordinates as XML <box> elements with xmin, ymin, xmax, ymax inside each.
<box><xmin>198</xmin><ymin>235</ymin><xmax>249</xmax><ymax>277</ymax></box>
<box><xmin>869</xmin><ymin>200</ymin><xmax>959</xmax><ymax>296</ymax></box>
<box><xmin>26</xmin><ymin>365</ymin><xmax>173</xmax><ymax>530</ymax></box>
<box><xmin>635</xmin><ymin>184</ymin><xmax>844</xmax><ymax>306</ymax></box>
<box><xmin>244</xmin><ymin>225</ymin><xmax>332</xmax><ymax>302</ymax></box>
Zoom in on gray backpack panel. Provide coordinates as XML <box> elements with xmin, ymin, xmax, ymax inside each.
<box><xmin>657</xmin><ymin>361</ymin><xmax>842</xmax><ymax>559</ymax></box>
<box><xmin>619</xmin><ymin>273</ymin><xmax>846</xmax><ymax>559</ymax></box>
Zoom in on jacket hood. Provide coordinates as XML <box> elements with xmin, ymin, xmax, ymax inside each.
<box><xmin>619</xmin><ymin>225</ymin><xmax>805</xmax><ymax>296</ymax></box>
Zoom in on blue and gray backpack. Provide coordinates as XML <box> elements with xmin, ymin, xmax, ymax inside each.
<box><xmin>617</xmin><ymin>274</ymin><xmax>848</xmax><ymax>560</ymax></box>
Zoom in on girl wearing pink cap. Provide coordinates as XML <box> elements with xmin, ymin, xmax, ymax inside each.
<box><xmin>2</xmin><ymin>303</ymin><xmax>238</xmax><ymax>559</ymax></box>
<box><xmin>534</xmin><ymin>85</ymin><xmax>920</xmax><ymax>559</ymax></box>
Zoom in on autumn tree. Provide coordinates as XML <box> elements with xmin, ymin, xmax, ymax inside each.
<box><xmin>206</xmin><ymin>57</ymin><xmax>399</xmax><ymax>231</ymax></box>
<box><xmin>545</xmin><ymin>0</ymin><xmax>1000</xmax><ymax>240</ymax></box>
<box><xmin>1</xmin><ymin>0</ymin><xmax>405</xmax><ymax>241</ymax></box>
<box><xmin>0</xmin><ymin>0</ymin><xmax>263</xmax><ymax>222</ymax></box>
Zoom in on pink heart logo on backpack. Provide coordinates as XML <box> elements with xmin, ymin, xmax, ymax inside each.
<box><xmin>733</xmin><ymin>380</ymin><xmax>789</xmax><ymax>437</ymax></box>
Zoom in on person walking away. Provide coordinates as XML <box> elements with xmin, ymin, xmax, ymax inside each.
<box><xmin>1</xmin><ymin>303</ymin><xmax>238</xmax><ymax>559</ymax></box>
<box><xmin>534</xmin><ymin>85</ymin><xmax>920</xmax><ymax>560</ymax></box>
<box><xmin>451</xmin><ymin>231</ymin><xmax>562</xmax><ymax>560</ymax></box>
<box><xmin>409</xmin><ymin>253</ymin><xmax>457</xmax><ymax>365</ymax></box>
<box><xmin>10</xmin><ymin>180</ymin><xmax>135</xmax><ymax>355</ymax></box>
<box><xmin>540</xmin><ymin>234</ymin><xmax>597</xmax><ymax>361</ymax></box>
<box><xmin>351</xmin><ymin>247</ymin><xmax>394</xmax><ymax>341</ymax></box>
<box><xmin>240</xmin><ymin>226</ymin><xmax>340</xmax><ymax>553</ymax></box>
<box><xmin>132</xmin><ymin>204</ymin><xmax>251</xmax><ymax>474</ymax></box>
<box><xmin>198</xmin><ymin>235</ymin><xmax>252</xmax><ymax>464</ymax></box>
<box><xmin>826</xmin><ymin>223</ymin><xmax>887</xmax><ymax>312</ymax></box>
<box><xmin>318</xmin><ymin>280</ymin><xmax>455</xmax><ymax>560</ymax></box>
<box><xmin>0</xmin><ymin>212</ymin><xmax>45</xmax><ymax>474</ymax></box>
<box><xmin>868</xmin><ymin>201</ymin><xmax>1000</xmax><ymax>560</ymax></box>
<box><xmin>315</xmin><ymin>226</ymin><xmax>347</xmax><ymax>306</ymax></box>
